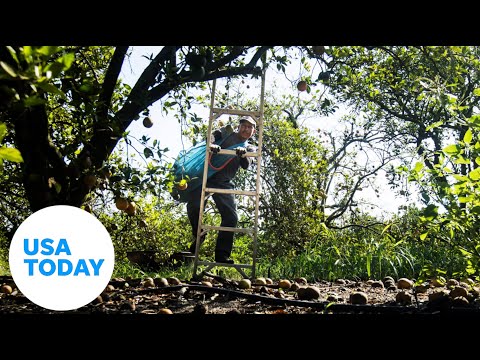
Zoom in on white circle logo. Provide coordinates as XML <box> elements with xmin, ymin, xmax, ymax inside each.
<box><xmin>9</xmin><ymin>205</ymin><xmax>114</xmax><ymax>311</ymax></box>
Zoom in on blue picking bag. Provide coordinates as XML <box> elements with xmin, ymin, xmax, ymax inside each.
<box><xmin>171</xmin><ymin>136</ymin><xmax>247</xmax><ymax>202</ymax></box>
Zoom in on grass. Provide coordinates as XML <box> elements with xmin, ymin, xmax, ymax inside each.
<box><xmin>1</xmin><ymin>232</ymin><xmax>475</xmax><ymax>282</ymax></box>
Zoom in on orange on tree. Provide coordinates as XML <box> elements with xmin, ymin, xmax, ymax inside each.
<box><xmin>143</xmin><ymin>116</ymin><xmax>153</xmax><ymax>128</ymax></box>
<box><xmin>83</xmin><ymin>174</ymin><xmax>97</xmax><ymax>189</ymax></box>
<box><xmin>297</xmin><ymin>80</ymin><xmax>307</xmax><ymax>92</ymax></box>
<box><xmin>115</xmin><ymin>197</ymin><xmax>129</xmax><ymax>211</ymax></box>
<box><xmin>177</xmin><ymin>178</ymin><xmax>188</xmax><ymax>191</ymax></box>
<box><xmin>312</xmin><ymin>46</ymin><xmax>325</xmax><ymax>56</ymax></box>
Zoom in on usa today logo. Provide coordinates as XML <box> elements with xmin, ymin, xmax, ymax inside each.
<box><xmin>9</xmin><ymin>205</ymin><xmax>114</xmax><ymax>311</ymax></box>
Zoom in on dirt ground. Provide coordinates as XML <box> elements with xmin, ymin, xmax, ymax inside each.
<box><xmin>1</xmin><ymin>274</ymin><xmax>479</xmax><ymax>317</ymax></box>
<box><xmin>3</xmin><ymin>274</ymin><xmax>479</xmax><ymax>351</ymax></box>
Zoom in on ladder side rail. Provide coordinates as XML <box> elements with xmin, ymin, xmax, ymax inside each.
<box><xmin>193</xmin><ymin>79</ymin><xmax>217</xmax><ymax>277</ymax></box>
<box><xmin>251</xmin><ymin>68</ymin><xmax>267</xmax><ymax>279</ymax></box>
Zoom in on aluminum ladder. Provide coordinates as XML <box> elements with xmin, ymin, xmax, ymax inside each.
<box><xmin>191</xmin><ymin>69</ymin><xmax>266</xmax><ymax>280</ymax></box>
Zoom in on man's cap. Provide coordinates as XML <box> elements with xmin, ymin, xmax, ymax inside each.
<box><xmin>239</xmin><ymin>118</ymin><xmax>256</xmax><ymax>127</ymax></box>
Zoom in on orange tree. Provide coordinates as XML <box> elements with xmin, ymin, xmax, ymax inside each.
<box><xmin>321</xmin><ymin>46</ymin><xmax>480</xmax><ymax>205</ymax></box>
<box><xmin>0</xmin><ymin>46</ymin><xmax>328</xmax><ymax>243</ymax></box>
<box><xmin>321</xmin><ymin>46</ymin><xmax>480</xmax><ymax>277</ymax></box>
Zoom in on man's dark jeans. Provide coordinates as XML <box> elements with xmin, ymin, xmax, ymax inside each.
<box><xmin>186</xmin><ymin>180</ymin><xmax>237</xmax><ymax>259</ymax></box>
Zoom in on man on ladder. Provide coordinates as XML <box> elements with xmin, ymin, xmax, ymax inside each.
<box><xmin>185</xmin><ymin>117</ymin><xmax>256</xmax><ymax>264</ymax></box>
<box><xmin>170</xmin><ymin>66</ymin><xmax>266</xmax><ymax>278</ymax></box>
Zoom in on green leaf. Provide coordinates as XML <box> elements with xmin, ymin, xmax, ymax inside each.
<box><xmin>381</xmin><ymin>223</ymin><xmax>392</xmax><ymax>235</ymax></box>
<box><xmin>425</xmin><ymin>120</ymin><xmax>444</xmax><ymax>132</ymax></box>
<box><xmin>0</xmin><ymin>123</ymin><xmax>6</xmax><ymax>142</ymax></box>
<box><xmin>451</xmin><ymin>183</ymin><xmax>463</xmax><ymax>194</ymax></box>
<box><xmin>474</xmin><ymin>88</ymin><xmax>480</xmax><ymax>96</ymax></box>
<box><xmin>452</xmin><ymin>174</ymin><xmax>469</xmax><ymax>182</ymax></box>
<box><xmin>463</xmin><ymin>128</ymin><xmax>473</xmax><ymax>144</ymax></box>
<box><xmin>6</xmin><ymin>46</ymin><xmax>19</xmax><ymax>64</ymax></box>
<box><xmin>0</xmin><ymin>147</ymin><xmax>23</xmax><ymax>163</ymax></box>
<box><xmin>421</xmin><ymin>191</ymin><xmax>430</xmax><ymax>203</ymax></box>
<box><xmin>22</xmin><ymin>46</ymin><xmax>34</xmax><ymax>64</ymax></box>
<box><xmin>423</xmin><ymin>204</ymin><xmax>438</xmax><ymax>221</ymax></box>
<box><xmin>43</xmin><ymin>52</ymin><xmax>74</xmax><ymax>78</ymax></box>
<box><xmin>59</xmin><ymin>52</ymin><xmax>75</xmax><ymax>71</ymax></box>
<box><xmin>443</xmin><ymin>144</ymin><xmax>460</xmax><ymax>155</ymax></box>
<box><xmin>475</xmin><ymin>157</ymin><xmax>480</xmax><ymax>166</ymax></box>
<box><xmin>458</xmin><ymin>247</ymin><xmax>472</xmax><ymax>257</ymax></box>
<box><xmin>23</xmin><ymin>96</ymin><xmax>46</xmax><ymax>107</ymax></box>
<box><xmin>144</xmin><ymin>148</ymin><xmax>154</xmax><ymax>158</ymax></box>
<box><xmin>37</xmin><ymin>46</ymin><xmax>59</xmax><ymax>57</ymax></box>
<box><xmin>419</xmin><ymin>232</ymin><xmax>428</xmax><ymax>240</ymax></box>
<box><xmin>44</xmin><ymin>62</ymin><xmax>64</xmax><ymax>78</ymax></box>
<box><xmin>446</xmin><ymin>93</ymin><xmax>457</xmax><ymax>103</ymax></box>
<box><xmin>414</xmin><ymin>161</ymin><xmax>424</xmax><ymax>173</ymax></box>
<box><xmin>37</xmin><ymin>82</ymin><xmax>66</xmax><ymax>98</ymax></box>
<box><xmin>453</xmin><ymin>156</ymin><xmax>471</xmax><ymax>164</ymax></box>
<box><xmin>469</xmin><ymin>115</ymin><xmax>480</xmax><ymax>126</ymax></box>
<box><xmin>0</xmin><ymin>61</ymin><xmax>18</xmax><ymax>77</ymax></box>
<box><xmin>471</xmin><ymin>206</ymin><xmax>480</xmax><ymax>214</ymax></box>
<box><xmin>78</xmin><ymin>83</ymin><xmax>95</xmax><ymax>94</ymax></box>
<box><xmin>469</xmin><ymin>168</ymin><xmax>480</xmax><ymax>181</ymax></box>
<box><xmin>466</xmin><ymin>265</ymin><xmax>476</xmax><ymax>275</ymax></box>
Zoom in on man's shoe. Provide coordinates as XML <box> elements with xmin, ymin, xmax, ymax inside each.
<box><xmin>215</xmin><ymin>256</ymin><xmax>234</xmax><ymax>264</ymax></box>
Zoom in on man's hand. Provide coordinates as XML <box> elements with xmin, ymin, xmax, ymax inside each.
<box><xmin>235</xmin><ymin>147</ymin><xmax>247</xmax><ymax>158</ymax></box>
<box><xmin>210</xmin><ymin>144</ymin><xmax>221</xmax><ymax>154</ymax></box>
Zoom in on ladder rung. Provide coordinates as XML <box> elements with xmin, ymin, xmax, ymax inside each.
<box><xmin>212</xmin><ymin>107</ymin><xmax>261</xmax><ymax>118</ymax></box>
<box><xmin>197</xmin><ymin>260</ymin><xmax>253</xmax><ymax>269</ymax></box>
<box><xmin>205</xmin><ymin>188</ymin><xmax>258</xmax><ymax>196</ymax></box>
<box><xmin>215</xmin><ymin>149</ymin><xmax>258</xmax><ymax>157</ymax></box>
<box><xmin>201</xmin><ymin>225</ymin><xmax>255</xmax><ymax>234</ymax></box>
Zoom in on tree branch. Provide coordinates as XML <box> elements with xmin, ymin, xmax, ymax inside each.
<box><xmin>96</xmin><ymin>46</ymin><xmax>129</xmax><ymax>121</ymax></box>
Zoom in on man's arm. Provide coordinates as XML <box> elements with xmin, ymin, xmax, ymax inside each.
<box><xmin>211</xmin><ymin>125</ymin><xmax>234</xmax><ymax>144</ymax></box>
<box><xmin>238</xmin><ymin>145</ymin><xmax>255</xmax><ymax>169</ymax></box>
<box><xmin>210</xmin><ymin>129</ymin><xmax>222</xmax><ymax>144</ymax></box>
<box><xmin>239</xmin><ymin>157</ymin><xmax>250</xmax><ymax>169</ymax></box>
